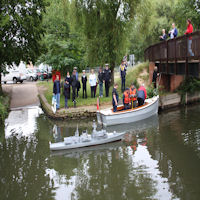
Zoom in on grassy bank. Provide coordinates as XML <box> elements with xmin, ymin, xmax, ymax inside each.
<box><xmin>38</xmin><ymin>62</ymin><xmax>150</xmax><ymax>108</ymax></box>
<box><xmin>0</xmin><ymin>93</ymin><xmax>10</xmax><ymax>121</ymax></box>
<box><xmin>38</xmin><ymin>80</ymin><xmax>112</xmax><ymax>108</ymax></box>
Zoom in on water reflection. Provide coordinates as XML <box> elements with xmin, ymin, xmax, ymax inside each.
<box><xmin>0</xmin><ymin>105</ymin><xmax>200</xmax><ymax>200</ymax></box>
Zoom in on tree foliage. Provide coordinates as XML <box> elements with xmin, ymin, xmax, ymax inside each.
<box><xmin>38</xmin><ymin>0</ymin><xmax>86</xmax><ymax>75</ymax></box>
<box><xmin>0</xmin><ymin>0</ymin><xmax>45</xmax><ymax>93</ymax></box>
<box><xmin>74</xmin><ymin>0</ymin><xmax>139</xmax><ymax>81</ymax></box>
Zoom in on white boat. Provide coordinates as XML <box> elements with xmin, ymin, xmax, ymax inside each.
<box><xmin>50</xmin><ymin>123</ymin><xmax>125</xmax><ymax>151</ymax></box>
<box><xmin>97</xmin><ymin>95</ymin><xmax>159</xmax><ymax>126</ymax></box>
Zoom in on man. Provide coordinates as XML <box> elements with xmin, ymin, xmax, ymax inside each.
<box><xmin>123</xmin><ymin>88</ymin><xmax>130</xmax><ymax>110</ymax></box>
<box><xmin>53</xmin><ymin>75</ymin><xmax>61</xmax><ymax>110</ymax></box>
<box><xmin>74</xmin><ymin>67</ymin><xmax>80</xmax><ymax>97</ymax></box>
<box><xmin>120</xmin><ymin>60</ymin><xmax>127</xmax><ymax>92</ymax></box>
<box><xmin>63</xmin><ymin>79</ymin><xmax>70</xmax><ymax>109</ymax></box>
<box><xmin>152</xmin><ymin>66</ymin><xmax>159</xmax><ymax>88</ymax></box>
<box><xmin>81</xmin><ymin>70</ymin><xmax>87</xmax><ymax>98</ymax></box>
<box><xmin>169</xmin><ymin>23</ymin><xmax>178</xmax><ymax>39</ymax></box>
<box><xmin>185</xmin><ymin>19</ymin><xmax>194</xmax><ymax>56</ymax></box>
<box><xmin>159</xmin><ymin>29</ymin><xmax>167</xmax><ymax>41</ymax></box>
<box><xmin>129</xmin><ymin>83</ymin><xmax>137</xmax><ymax>108</ymax></box>
<box><xmin>112</xmin><ymin>83</ymin><xmax>119</xmax><ymax>112</ymax></box>
<box><xmin>98</xmin><ymin>67</ymin><xmax>104</xmax><ymax>97</ymax></box>
<box><xmin>137</xmin><ymin>84</ymin><xmax>147</xmax><ymax>106</ymax></box>
<box><xmin>71</xmin><ymin>70</ymin><xmax>77</xmax><ymax>103</ymax></box>
<box><xmin>103</xmin><ymin>64</ymin><xmax>111</xmax><ymax>97</ymax></box>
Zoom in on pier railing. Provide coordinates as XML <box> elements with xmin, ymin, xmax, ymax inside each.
<box><xmin>145</xmin><ymin>31</ymin><xmax>200</xmax><ymax>62</ymax></box>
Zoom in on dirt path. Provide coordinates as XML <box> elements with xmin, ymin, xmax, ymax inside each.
<box><xmin>2</xmin><ymin>82</ymin><xmax>39</xmax><ymax>109</ymax></box>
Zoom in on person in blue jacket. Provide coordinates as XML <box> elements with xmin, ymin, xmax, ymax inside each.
<box><xmin>169</xmin><ymin>23</ymin><xmax>178</xmax><ymax>39</ymax></box>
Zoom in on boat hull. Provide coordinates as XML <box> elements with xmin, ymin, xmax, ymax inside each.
<box><xmin>97</xmin><ymin>96</ymin><xmax>159</xmax><ymax>126</ymax></box>
<box><xmin>50</xmin><ymin>132</ymin><xmax>125</xmax><ymax>151</ymax></box>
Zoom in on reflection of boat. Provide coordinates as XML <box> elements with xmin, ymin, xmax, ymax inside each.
<box><xmin>50</xmin><ymin>122</ymin><xmax>125</xmax><ymax>151</ymax></box>
<box><xmin>97</xmin><ymin>96</ymin><xmax>159</xmax><ymax>126</ymax></box>
<box><xmin>105</xmin><ymin>114</ymin><xmax>159</xmax><ymax>133</ymax></box>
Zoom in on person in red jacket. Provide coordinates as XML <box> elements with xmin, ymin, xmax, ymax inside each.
<box><xmin>185</xmin><ymin>19</ymin><xmax>194</xmax><ymax>56</ymax></box>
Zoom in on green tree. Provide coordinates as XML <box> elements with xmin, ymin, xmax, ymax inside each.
<box><xmin>0</xmin><ymin>0</ymin><xmax>46</xmax><ymax>93</ymax></box>
<box><xmin>75</xmin><ymin>0</ymin><xmax>139</xmax><ymax>82</ymax></box>
<box><xmin>38</xmin><ymin>0</ymin><xmax>85</xmax><ymax>75</ymax></box>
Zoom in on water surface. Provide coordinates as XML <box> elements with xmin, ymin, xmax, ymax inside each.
<box><xmin>0</xmin><ymin>105</ymin><xmax>200</xmax><ymax>200</ymax></box>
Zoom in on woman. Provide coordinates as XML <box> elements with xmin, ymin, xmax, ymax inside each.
<box><xmin>89</xmin><ymin>69</ymin><xmax>97</xmax><ymax>98</ymax></box>
<box><xmin>185</xmin><ymin>19</ymin><xmax>194</xmax><ymax>56</ymax></box>
<box><xmin>65</xmin><ymin>71</ymin><xmax>71</xmax><ymax>99</ymax></box>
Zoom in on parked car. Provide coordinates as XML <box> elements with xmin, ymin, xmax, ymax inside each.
<box><xmin>26</xmin><ymin>69</ymin><xmax>38</xmax><ymax>81</ymax></box>
<box><xmin>1</xmin><ymin>69</ymin><xmax>26</xmax><ymax>84</ymax></box>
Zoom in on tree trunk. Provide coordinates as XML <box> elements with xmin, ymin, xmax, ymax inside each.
<box><xmin>110</xmin><ymin>61</ymin><xmax>115</xmax><ymax>85</ymax></box>
<box><xmin>0</xmin><ymin>72</ymin><xmax>2</xmax><ymax>95</ymax></box>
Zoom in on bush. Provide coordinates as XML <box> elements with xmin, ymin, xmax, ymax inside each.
<box><xmin>0</xmin><ymin>94</ymin><xmax>10</xmax><ymax>121</ymax></box>
<box><xmin>178</xmin><ymin>77</ymin><xmax>200</xmax><ymax>95</ymax></box>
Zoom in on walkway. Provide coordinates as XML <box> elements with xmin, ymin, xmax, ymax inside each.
<box><xmin>2</xmin><ymin>82</ymin><xmax>40</xmax><ymax>109</ymax></box>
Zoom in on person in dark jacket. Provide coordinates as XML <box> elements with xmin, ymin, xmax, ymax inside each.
<box><xmin>81</xmin><ymin>70</ymin><xmax>87</xmax><ymax>98</ymax></box>
<box><xmin>98</xmin><ymin>67</ymin><xmax>104</xmax><ymax>97</ymax></box>
<box><xmin>53</xmin><ymin>75</ymin><xmax>61</xmax><ymax>110</ymax></box>
<box><xmin>112</xmin><ymin>83</ymin><xmax>119</xmax><ymax>112</ymax></box>
<box><xmin>120</xmin><ymin>60</ymin><xmax>127</xmax><ymax>92</ymax></box>
<box><xmin>71</xmin><ymin>70</ymin><xmax>77</xmax><ymax>102</ymax></box>
<box><xmin>103</xmin><ymin>64</ymin><xmax>111</xmax><ymax>97</ymax></box>
<box><xmin>65</xmin><ymin>71</ymin><xmax>71</xmax><ymax>99</ymax></box>
<box><xmin>159</xmin><ymin>29</ymin><xmax>167</xmax><ymax>41</ymax></box>
<box><xmin>63</xmin><ymin>79</ymin><xmax>70</xmax><ymax>109</ymax></box>
<box><xmin>152</xmin><ymin>66</ymin><xmax>159</xmax><ymax>88</ymax></box>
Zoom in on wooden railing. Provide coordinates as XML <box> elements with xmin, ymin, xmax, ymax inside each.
<box><xmin>145</xmin><ymin>31</ymin><xmax>200</xmax><ymax>63</ymax></box>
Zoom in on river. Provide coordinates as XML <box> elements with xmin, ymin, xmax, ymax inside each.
<box><xmin>0</xmin><ymin>104</ymin><xmax>200</xmax><ymax>200</ymax></box>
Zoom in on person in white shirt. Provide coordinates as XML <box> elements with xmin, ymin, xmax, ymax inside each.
<box><xmin>89</xmin><ymin>69</ymin><xmax>97</xmax><ymax>98</ymax></box>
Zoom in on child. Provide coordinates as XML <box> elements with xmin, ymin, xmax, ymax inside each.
<box><xmin>89</xmin><ymin>69</ymin><xmax>97</xmax><ymax>98</ymax></box>
<box><xmin>123</xmin><ymin>88</ymin><xmax>130</xmax><ymax>110</ymax></box>
<box><xmin>112</xmin><ymin>83</ymin><xmax>119</xmax><ymax>112</ymax></box>
<box><xmin>129</xmin><ymin>83</ymin><xmax>137</xmax><ymax>108</ymax></box>
<box><xmin>64</xmin><ymin>79</ymin><xmax>70</xmax><ymax>109</ymax></box>
<box><xmin>81</xmin><ymin>70</ymin><xmax>87</xmax><ymax>98</ymax></box>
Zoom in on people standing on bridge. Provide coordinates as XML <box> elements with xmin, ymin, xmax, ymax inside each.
<box><xmin>63</xmin><ymin>79</ymin><xmax>70</xmax><ymax>109</ymax></box>
<box><xmin>71</xmin><ymin>70</ymin><xmax>77</xmax><ymax>103</ymax></box>
<box><xmin>159</xmin><ymin>29</ymin><xmax>167</xmax><ymax>41</ymax></box>
<box><xmin>89</xmin><ymin>69</ymin><xmax>97</xmax><ymax>98</ymax></box>
<box><xmin>185</xmin><ymin>19</ymin><xmax>194</xmax><ymax>56</ymax></box>
<box><xmin>137</xmin><ymin>84</ymin><xmax>147</xmax><ymax>106</ymax></box>
<box><xmin>53</xmin><ymin>75</ymin><xmax>61</xmax><ymax>110</ymax></box>
<box><xmin>169</xmin><ymin>23</ymin><xmax>178</xmax><ymax>39</ymax></box>
<box><xmin>112</xmin><ymin>83</ymin><xmax>119</xmax><ymax>112</ymax></box>
<box><xmin>81</xmin><ymin>70</ymin><xmax>87</xmax><ymax>98</ymax></box>
<box><xmin>152</xmin><ymin>66</ymin><xmax>159</xmax><ymax>88</ymax></box>
<box><xmin>65</xmin><ymin>71</ymin><xmax>71</xmax><ymax>99</ymax></box>
<box><xmin>98</xmin><ymin>67</ymin><xmax>104</xmax><ymax>97</ymax></box>
<box><xmin>103</xmin><ymin>64</ymin><xmax>111</xmax><ymax>97</ymax></box>
<box><xmin>120</xmin><ymin>60</ymin><xmax>127</xmax><ymax>92</ymax></box>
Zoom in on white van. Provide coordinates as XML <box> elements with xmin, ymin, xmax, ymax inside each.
<box><xmin>1</xmin><ymin>68</ymin><xmax>26</xmax><ymax>84</ymax></box>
